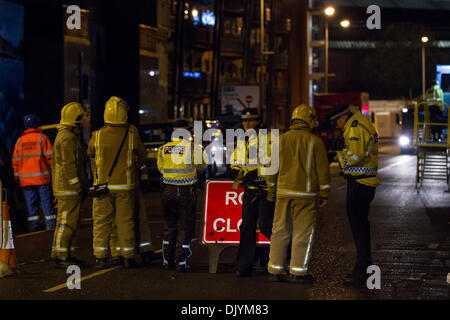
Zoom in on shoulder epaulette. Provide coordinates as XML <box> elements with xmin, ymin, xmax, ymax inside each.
<box><xmin>351</xmin><ymin>120</ymin><xmax>358</xmax><ymax>127</ymax></box>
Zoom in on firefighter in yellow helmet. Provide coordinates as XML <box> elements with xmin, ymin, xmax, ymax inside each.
<box><xmin>267</xmin><ymin>104</ymin><xmax>330</xmax><ymax>283</ymax></box>
<box><xmin>157</xmin><ymin>119</ymin><xmax>207</xmax><ymax>271</ymax></box>
<box><xmin>327</xmin><ymin>104</ymin><xmax>379</xmax><ymax>285</ymax></box>
<box><xmin>51</xmin><ymin>102</ymin><xmax>88</xmax><ymax>268</ymax></box>
<box><xmin>87</xmin><ymin>96</ymin><xmax>147</xmax><ymax>269</ymax></box>
<box><xmin>230</xmin><ymin>108</ymin><xmax>275</xmax><ymax>277</ymax></box>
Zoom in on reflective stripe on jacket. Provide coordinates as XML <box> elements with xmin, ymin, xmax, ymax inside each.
<box><xmin>12</xmin><ymin>128</ymin><xmax>52</xmax><ymax>187</ymax></box>
<box><xmin>267</xmin><ymin>121</ymin><xmax>330</xmax><ymax>199</ymax></box>
<box><xmin>52</xmin><ymin>125</ymin><xmax>87</xmax><ymax>197</ymax></box>
<box><xmin>229</xmin><ymin>129</ymin><xmax>271</xmax><ymax>188</ymax></box>
<box><xmin>337</xmin><ymin>111</ymin><xmax>379</xmax><ymax>188</ymax></box>
<box><xmin>87</xmin><ymin>124</ymin><xmax>147</xmax><ymax>192</ymax></box>
<box><xmin>157</xmin><ymin>138</ymin><xmax>206</xmax><ymax>186</ymax></box>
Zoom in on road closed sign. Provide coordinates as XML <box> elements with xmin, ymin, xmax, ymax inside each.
<box><xmin>202</xmin><ymin>180</ymin><xmax>270</xmax><ymax>244</ymax></box>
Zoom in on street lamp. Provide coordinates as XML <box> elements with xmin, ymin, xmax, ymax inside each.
<box><xmin>340</xmin><ymin>19</ymin><xmax>350</xmax><ymax>28</ymax></box>
<box><xmin>421</xmin><ymin>36</ymin><xmax>429</xmax><ymax>99</ymax></box>
<box><xmin>324</xmin><ymin>6</ymin><xmax>335</xmax><ymax>93</ymax></box>
<box><xmin>324</xmin><ymin>6</ymin><xmax>335</xmax><ymax>16</ymax></box>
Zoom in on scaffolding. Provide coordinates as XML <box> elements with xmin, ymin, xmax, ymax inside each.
<box><xmin>413</xmin><ymin>100</ymin><xmax>450</xmax><ymax>190</ymax></box>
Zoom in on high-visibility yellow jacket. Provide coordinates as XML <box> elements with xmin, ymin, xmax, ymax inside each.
<box><xmin>87</xmin><ymin>124</ymin><xmax>147</xmax><ymax>192</ymax></box>
<box><xmin>52</xmin><ymin>125</ymin><xmax>87</xmax><ymax>197</ymax></box>
<box><xmin>425</xmin><ymin>85</ymin><xmax>444</xmax><ymax>102</ymax></box>
<box><xmin>157</xmin><ymin>138</ymin><xmax>207</xmax><ymax>186</ymax></box>
<box><xmin>230</xmin><ymin>129</ymin><xmax>272</xmax><ymax>189</ymax></box>
<box><xmin>267</xmin><ymin>121</ymin><xmax>330</xmax><ymax>199</ymax></box>
<box><xmin>336</xmin><ymin>111</ymin><xmax>379</xmax><ymax>188</ymax></box>
<box><xmin>12</xmin><ymin>128</ymin><xmax>53</xmax><ymax>187</ymax></box>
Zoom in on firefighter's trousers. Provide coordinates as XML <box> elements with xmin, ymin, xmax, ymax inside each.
<box><xmin>110</xmin><ymin>190</ymin><xmax>155</xmax><ymax>257</ymax></box>
<box><xmin>93</xmin><ymin>190</ymin><xmax>135</xmax><ymax>259</ymax></box>
<box><xmin>237</xmin><ymin>188</ymin><xmax>274</xmax><ymax>272</ymax></box>
<box><xmin>162</xmin><ymin>184</ymin><xmax>197</xmax><ymax>264</ymax></box>
<box><xmin>51</xmin><ymin>196</ymin><xmax>81</xmax><ymax>259</ymax></box>
<box><xmin>268</xmin><ymin>197</ymin><xmax>316</xmax><ymax>276</ymax></box>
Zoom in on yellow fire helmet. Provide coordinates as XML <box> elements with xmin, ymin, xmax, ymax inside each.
<box><xmin>291</xmin><ymin>104</ymin><xmax>319</xmax><ymax>128</ymax></box>
<box><xmin>60</xmin><ymin>102</ymin><xmax>86</xmax><ymax>127</ymax></box>
<box><xmin>104</xmin><ymin>96</ymin><xmax>128</xmax><ymax>125</ymax></box>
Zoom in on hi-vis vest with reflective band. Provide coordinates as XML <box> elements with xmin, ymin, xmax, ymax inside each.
<box><xmin>267</xmin><ymin>121</ymin><xmax>330</xmax><ymax>199</ymax></box>
<box><xmin>52</xmin><ymin>126</ymin><xmax>87</xmax><ymax>197</ymax></box>
<box><xmin>337</xmin><ymin>111</ymin><xmax>379</xmax><ymax>188</ymax></box>
<box><xmin>230</xmin><ymin>130</ymin><xmax>271</xmax><ymax>188</ymax></box>
<box><xmin>157</xmin><ymin>138</ymin><xmax>206</xmax><ymax>186</ymax></box>
<box><xmin>12</xmin><ymin>128</ymin><xmax>52</xmax><ymax>187</ymax></box>
<box><xmin>87</xmin><ymin>124</ymin><xmax>147</xmax><ymax>191</ymax></box>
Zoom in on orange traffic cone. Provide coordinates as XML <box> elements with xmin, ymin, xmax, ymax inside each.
<box><xmin>0</xmin><ymin>201</ymin><xmax>17</xmax><ymax>273</ymax></box>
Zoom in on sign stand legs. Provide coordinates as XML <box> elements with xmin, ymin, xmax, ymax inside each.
<box><xmin>207</xmin><ymin>244</ymin><xmax>235</xmax><ymax>273</ymax></box>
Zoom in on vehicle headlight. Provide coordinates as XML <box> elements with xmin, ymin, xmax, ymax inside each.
<box><xmin>399</xmin><ymin>136</ymin><xmax>410</xmax><ymax>146</ymax></box>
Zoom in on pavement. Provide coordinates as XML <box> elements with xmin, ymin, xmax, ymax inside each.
<box><xmin>0</xmin><ymin>138</ymin><xmax>449</xmax><ymax>301</ymax></box>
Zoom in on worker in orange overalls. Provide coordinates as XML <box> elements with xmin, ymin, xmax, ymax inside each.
<box><xmin>12</xmin><ymin>114</ymin><xmax>56</xmax><ymax>231</ymax></box>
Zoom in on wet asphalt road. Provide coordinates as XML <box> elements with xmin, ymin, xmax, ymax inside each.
<box><xmin>0</xmin><ymin>139</ymin><xmax>449</xmax><ymax>300</ymax></box>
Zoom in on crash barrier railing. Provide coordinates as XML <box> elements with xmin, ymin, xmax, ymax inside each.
<box><xmin>413</xmin><ymin>100</ymin><xmax>450</xmax><ymax>148</ymax></box>
<box><xmin>413</xmin><ymin>101</ymin><xmax>450</xmax><ymax>190</ymax></box>
<box><xmin>202</xmin><ymin>179</ymin><xmax>270</xmax><ymax>273</ymax></box>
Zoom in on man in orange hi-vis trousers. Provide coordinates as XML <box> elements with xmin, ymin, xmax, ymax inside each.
<box><xmin>12</xmin><ymin>114</ymin><xmax>56</xmax><ymax>232</ymax></box>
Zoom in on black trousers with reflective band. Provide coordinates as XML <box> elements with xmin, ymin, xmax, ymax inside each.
<box><xmin>346</xmin><ymin>179</ymin><xmax>376</xmax><ymax>274</ymax></box>
<box><xmin>237</xmin><ymin>188</ymin><xmax>275</xmax><ymax>272</ymax></box>
<box><xmin>162</xmin><ymin>184</ymin><xmax>197</xmax><ymax>261</ymax></box>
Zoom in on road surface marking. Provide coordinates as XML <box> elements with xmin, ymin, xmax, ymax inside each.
<box><xmin>42</xmin><ymin>266</ymin><xmax>120</xmax><ymax>293</ymax></box>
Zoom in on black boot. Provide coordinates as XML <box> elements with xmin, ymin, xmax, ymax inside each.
<box><xmin>289</xmin><ymin>274</ymin><xmax>315</xmax><ymax>284</ymax></box>
<box><xmin>141</xmin><ymin>251</ymin><xmax>161</xmax><ymax>266</ymax></box>
<box><xmin>269</xmin><ymin>274</ymin><xmax>282</xmax><ymax>282</ymax></box>
<box><xmin>95</xmin><ymin>258</ymin><xmax>108</xmax><ymax>269</ymax></box>
<box><xmin>110</xmin><ymin>256</ymin><xmax>123</xmax><ymax>266</ymax></box>
<box><xmin>123</xmin><ymin>258</ymin><xmax>137</xmax><ymax>269</ymax></box>
<box><xmin>163</xmin><ymin>260</ymin><xmax>176</xmax><ymax>270</ymax></box>
<box><xmin>54</xmin><ymin>258</ymin><xmax>73</xmax><ymax>269</ymax></box>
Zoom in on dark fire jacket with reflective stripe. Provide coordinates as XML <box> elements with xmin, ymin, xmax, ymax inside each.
<box><xmin>52</xmin><ymin>125</ymin><xmax>87</xmax><ymax>197</ymax></box>
<box><xmin>87</xmin><ymin>124</ymin><xmax>147</xmax><ymax>191</ymax></box>
<box><xmin>12</xmin><ymin>128</ymin><xmax>52</xmax><ymax>187</ymax></box>
<box><xmin>267</xmin><ymin>121</ymin><xmax>331</xmax><ymax>199</ymax></box>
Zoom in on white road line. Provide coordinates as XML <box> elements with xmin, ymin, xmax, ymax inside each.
<box><xmin>42</xmin><ymin>238</ymin><xmax>199</xmax><ymax>292</ymax></box>
<box><xmin>42</xmin><ymin>267</ymin><xmax>120</xmax><ymax>293</ymax></box>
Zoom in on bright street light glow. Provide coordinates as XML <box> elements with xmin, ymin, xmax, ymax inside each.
<box><xmin>324</xmin><ymin>6</ymin><xmax>335</xmax><ymax>16</ymax></box>
<box><xmin>340</xmin><ymin>19</ymin><xmax>350</xmax><ymax>28</ymax></box>
<box><xmin>421</xmin><ymin>36</ymin><xmax>429</xmax><ymax>43</ymax></box>
<box><xmin>192</xmin><ymin>9</ymin><xmax>198</xmax><ymax>17</ymax></box>
<box><xmin>402</xmin><ymin>108</ymin><xmax>408</xmax><ymax>113</ymax></box>
<box><xmin>399</xmin><ymin>136</ymin><xmax>410</xmax><ymax>146</ymax></box>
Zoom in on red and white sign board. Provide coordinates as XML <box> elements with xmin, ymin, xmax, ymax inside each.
<box><xmin>202</xmin><ymin>180</ymin><xmax>270</xmax><ymax>245</ymax></box>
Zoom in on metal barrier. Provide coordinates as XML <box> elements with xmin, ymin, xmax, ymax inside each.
<box><xmin>413</xmin><ymin>100</ymin><xmax>450</xmax><ymax>190</ymax></box>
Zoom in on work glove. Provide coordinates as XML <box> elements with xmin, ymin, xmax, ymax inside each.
<box><xmin>267</xmin><ymin>192</ymin><xmax>276</xmax><ymax>203</ymax></box>
<box><xmin>327</xmin><ymin>151</ymin><xmax>337</xmax><ymax>164</ymax></box>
